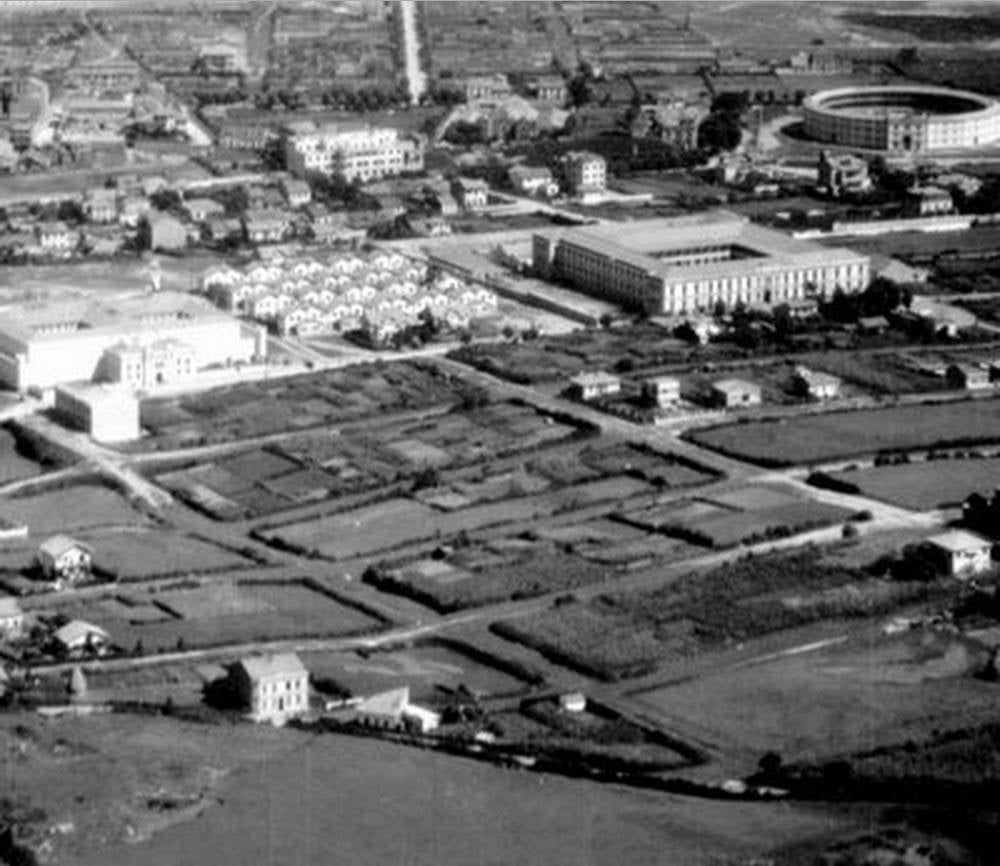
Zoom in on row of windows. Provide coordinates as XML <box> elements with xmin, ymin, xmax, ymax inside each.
<box><xmin>258</xmin><ymin>678</ymin><xmax>306</xmax><ymax>694</ymax></box>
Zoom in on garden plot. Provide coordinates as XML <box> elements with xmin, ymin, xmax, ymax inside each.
<box><xmin>261</xmin><ymin>476</ymin><xmax>654</xmax><ymax>561</ymax></box>
<box><xmin>49</xmin><ymin>580</ymin><xmax>381</xmax><ymax>652</ymax></box>
<box><xmin>80</xmin><ymin>529</ymin><xmax>254</xmax><ymax>580</ymax></box>
<box><xmin>578</xmin><ymin>443</ymin><xmax>719</xmax><ymax>487</ymax></box>
<box><xmin>303</xmin><ymin>640</ymin><xmax>530</xmax><ymax>702</ymax></box>
<box><xmin>155</xmin><ymin>402</ymin><xmax>588</xmax><ymax>521</ymax></box>
<box><xmin>691</xmin><ymin>399</ymin><xmax>1000</xmax><ymax>466</ymax></box>
<box><xmin>631</xmin><ymin>628</ymin><xmax>996</xmax><ymax>765</ymax></box>
<box><xmin>826</xmin><ymin>456</ymin><xmax>1000</xmax><ymax>510</ymax></box>
<box><xmin>370</xmin><ymin>549</ymin><xmax>613</xmax><ymax>613</ymax></box>
<box><xmin>137</xmin><ymin>361</ymin><xmax>464</xmax><ymax>449</ymax></box>
<box><xmin>495</xmin><ymin>548</ymin><xmax>924</xmax><ymax>682</ymax></box>
<box><xmin>0</xmin><ymin>483</ymin><xmax>148</xmax><ymax>535</ymax></box>
<box><xmin>621</xmin><ymin>484</ymin><xmax>852</xmax><ymax>548</ymax></box>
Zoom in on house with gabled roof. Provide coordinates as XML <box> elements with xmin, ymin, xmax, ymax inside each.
<box><xmin>354</xmin><ymin>686</ymin><xmax>440</xmax><ymax>733</ymax></box>
<box><xmin>52</xmin><ymin>620</ymin><xmax>110</xmax><ymax>657</ymax></box>
<box><xmin>37</xmin><ymin>535</ymin><xmax>92</xmax><ymax>584</ymax></box>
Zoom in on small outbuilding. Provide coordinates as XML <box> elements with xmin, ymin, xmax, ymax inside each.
<box><xmin>710</xmin><ymin>378</ymin><xmax>762</xmax><ymax>409</ymax></box>
<box><xmin>569</xmin><ymin>371</ymin><xmax>621</xmax><ymax>402</ymax></box>
<box><xmin>559</xmin><ymin>691</ymin><xmax>587</xmax><ymax>713</ymax></box>
<box><xmin>354</xmin><ymin>686</ymin><xmax>441</xmax><ymax>733</ymax></box>
<box><xmin>52</xmin><ymin>620</ymin><xmax>110</xmax><ymax>657</ymax></box>
<box><xmin>642</xmin><ymin>375</ymin><xmax>681</xmax><ymax>409</ymax></box>
<box><xmin>947</xmin><ymin>363</ymin><xmax>991</xmax><ymax>391</ymax></box>
<box><xmin>792</xmin><ymin>366</ymin><xmax>841</xmax><ymax>401</ymax></box>
<box><xmin>0</xmin><ymin>597</ymin><xmax>24</xmax><ymax>639</ymax></box>
<box><xmin>925</xmin><ymin>530</ymin><xmax>993</xmax><ymax>579</ymax></box>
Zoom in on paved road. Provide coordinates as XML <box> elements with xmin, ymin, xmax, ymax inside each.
<box><xmin>399</xmin><ymin>0</ymin><xmax>428</xmax><ymax>105</ymax></box>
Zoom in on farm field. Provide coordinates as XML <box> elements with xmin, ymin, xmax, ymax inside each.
<box><xmin>157</xmin><ymin>401</ymin><xmax>588</xmax><ymax>520</ymax></box>
<box><xmin>621</xmin><ymin>483</ymin><xmax>853</xmax><ymax>548</ymax></box>
<box><xmin>136</xmin><ymin>361</ymin><xmax>468</xmax><ymax>449</ymax></box>
<box><xmin>690</xmin><ymin>399</ymin><xmax>1000</xmax><ymax>466</ymax></box>
<box><xmin>826</xmin><ymin>456</ymin><xmax>1000</xmax><ymax>510</ymax></box>
<box><xmin>0</xmin><ymin>710</ymin><xmax>310</xmax><ymax>865</ymax></box>
<box><xmin>303</xmin><ymin>640</ymin><xmax>530</xmax><ymax>703</ymax></box>
<box><xmin>83</xmin><ymin>734</ymin><xmax>847</xmax><ymax>866</ymax></box>
<box><xmin>369</xmin><ymin>547</ymin><xmax>619</xmax><ymax>613</ymax></box>
<box><xmin>0</xmin><ymin>483</ymin><xmax>147</xmax><ymax>535</ymax></box>
<box><xmin>632</xmin><ymin>628</ymin><xmax>996</xmax><ymax>770</ymax></box>
<box><xmin>494</xmin><ymin>549</ymin><xmax>938</xmax><ymax>682</ymax></box>
<box><xmin>47</xmin><ymin>579</ymin><xmax>382</xmax><ymax>652</ymax></box>
<box><xmin>260</xmin><ymin>475</ymin><xmax>652</xmax><ymax>560</ymax></box>
<box><xmin>450</xmin><ymin>324</ymin><xmax>693</xmax><ymax>385</ymax></box>
<box><xmin>822</xmin><ymin>224</ymin><xmax>1000</xmax><ymax>264</ymax></box>
<box><xmin>0</xmin><ymin>528</ymin><xmax>254</xmax><ymax>582</ymax></box>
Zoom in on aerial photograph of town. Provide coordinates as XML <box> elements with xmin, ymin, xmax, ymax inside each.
<box><xmin>2</xmin><ymin>0</ymin><xmax>1000</xmax><ymax>863</ymax></box>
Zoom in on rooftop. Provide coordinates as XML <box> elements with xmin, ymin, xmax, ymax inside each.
<box><xmin>235</xmin><ymin>653</ymin><xmax>308</xmax><ymax>681</ymax></box>
<box><xmin>53</xmin><ymin>620</ymin><xmax>109</xmax><ymax>646</ymax></box>
<box><xmin>355</xmin><ymin>686</ymin><xmax>410</xmax><ymax>718</ymax></box>
<box><xmin>538</xmin><ymin>212</ymin><xmax>867</xmax><ymax>284</ymax></box>
<box><xmin>0</xmin><ymin>597</ymin><xmax>22</xmax><ymax>618</ymax></box>
<box><xmin>712</xmin><ymin>378</ymin><xmax>761</xmax><ymax>393</ymax></box>
<box><xmin>38</xmin><ymin>534</ymin><xmax>91</xmax><ymax>558</ymax></box>
<box><xmin>0</xmin><ymin>291</ymin><xmax>232</xmax><ymax>346</ymax></box>
<box><xmin>927</xmin><ymin>529</ymin><xmax>992</xmax><ymax>553</ymax></box>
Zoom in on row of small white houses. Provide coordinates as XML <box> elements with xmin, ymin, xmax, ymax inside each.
<box><xmin>202</xmin><ymin>253</ymin><xmax>497</xmax><ymax>341</ymax></box>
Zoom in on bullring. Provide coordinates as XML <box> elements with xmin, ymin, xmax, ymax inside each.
<box><xmin>802</xmin><ymin>85</ymin><xmax>1000</xmax><ymax>153</ymax></box>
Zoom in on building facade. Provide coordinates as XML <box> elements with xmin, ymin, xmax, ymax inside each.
<box><xmin>284</xmin><ymin>122</ymin><xmax>424</xmax><ymax>182</ymax></box>
<box><xmin>561</xmin><ymin>151</ymin><xmax>607</xmax><ymax>196</ymax></box>
<box><xmin>532</xmin><ymin>212</ymin><xmax>870</xmax><ymax>316</ymax></box>
<box><xmin>803</xmin><ymin>85</ymin><xmax>1000</xmax><ymax>153</ymax></box>
<box><xmin>229</xmin><ymin>653</ymin><xmax>310</xmax><ymax>724</ymax></box>
<box><xmin>54</xmin><ymin>384</ymin><xmax>140</xmax><ymax>442</ymax></box>
<box><xmin>0</xmin><ymin>291</ymin><xmax>264</xmax><ymax>391</ymax></box>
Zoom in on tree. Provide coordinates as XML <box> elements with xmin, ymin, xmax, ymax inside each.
<box><xmin>149</xmin><ymin>188</ymin><xmax>182</xmax><ymax>213</ymax></box>
<box><xmin>56</xmin><ymin>199</ymin><xmax>85</xmax><ymax>225</ymax></box>
<box><xmin>697</xmin><ymin>112</ymin><xmax>742</xmax><ymax>152</ymax></box>
<box><xmin>757</xmin><ymin>751</ymin><xmax>783</xmax><ymax>778</ymax></box>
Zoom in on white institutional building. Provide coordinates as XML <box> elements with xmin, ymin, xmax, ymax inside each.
<box><xmin>532</xmin><ymin>211</ymin><xmax>870</xmax><ymax>316</ymax></box>
<box><xmin>283</xmin><ymin>121</ymin><xmax>424</xmax><ymax>182</ymax></box>
<box><xmin>0</xmin><ymin>291</ymin><xmax>266</xmax><ymax>392</ymax></box>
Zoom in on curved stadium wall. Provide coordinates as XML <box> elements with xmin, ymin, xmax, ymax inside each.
<box><xmin>802</xmin><ymin>85</ymin><xmax>1000</xmax><ymax>153</ymax></box>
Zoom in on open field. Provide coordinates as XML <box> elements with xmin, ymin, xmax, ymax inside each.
<box><xmin>0</xmin><ymin>711</ymin><xmax>309</xmax><ymax>864</ymax></box>
<box><xmin>633</xmin><ymin>627</ymin><xmax>997</xmax><ymax>770</ymax></box>
<box><xmin>450</xmin><ymin>324</ymin><xmax>692</xmax><ymax>385</ymax></box>
<box><xmin>620</xmin><ymin>483</ymin><xmax>853</xmax><ymax>548</ymax></box>
<box><xmin>826</xmin><ymin>456</ymin><xmax>1000</xmax><ymax>510</ymax></box>
<box><xmin>0</xmin><ymin>528</ymin><xmax>255</xmax><ymax>582</ymax></box>
<box><xmin>690</xmin><ymin>399</ymin><xmax>1000</xmax><ymax>466</ymax></box>
<box><xmin>303</xmin><ymin>640</ymin><xmax>530</xmax><ymax>703</ymax></box>
<box><xmin>81</xmin><ymin>733</ymin><xmax>848</xmax><ymax>866</ymax></box>
<box><xmin>260</xmin><ymin>475</ymin><xmax>652</xmax><ymax>560</ymax></box>
<box><xmin>824</xmin><ymin>225</ymin><xmax>1000</xmax><ymax>264</ymax></box>
<box><xmin>137</xmin><ymin>361</ymin><xmax>467</xmax><ymax>449</ymax></box>
<box><xmin>495</xmin><ymin>549</ymin><xmax>943</xmax><ymax>681</ymax></box>
<box><xmin>157</xmin><ymin>401</ymin><xmax>588</xmax><ymax>520</ymax></box>
<box><xmin>369</xmin><ymin>548</ymin><xmax>618</xmax><ymax>613</ymax></box>
<box><xmin>0</xmin><ymin>482</ymin><xmax>147</xmax><ymax>535</ymax></box>
<box><xmin>47</xmin><ymin>579</ymin><xmax>381</xmax><ymax>652</ymax></box>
